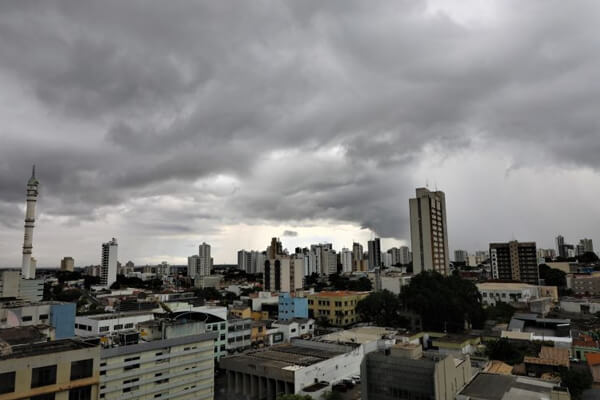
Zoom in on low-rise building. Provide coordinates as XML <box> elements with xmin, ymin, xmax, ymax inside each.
<box><xmin>0</xmin><ymin>328</ymin><xmax>100</xmax><ymax>400</ymax></box>
<box><xmin>271</xmin><ymin>318</ymin><xmax>314</xmax><ymax>342</ymax></box>
<box><xmin>0</xmin><ymin>299</ymin><xmax>76</xmax><ymax>339</ymax></box>
<box><xmin>456</xmin><ymin>372</ymin><xmax>570</xmax><ymax>400</ymax></box>
<box><xmin>502</xmin><ymin>313</ymin><xmax>572</xmax><ymax>349</ymax></box>
<box><xmin>560</xmin><ymin>297</ymin><xmax>600</xmax><ymax>315</ymax></box>
<box><xmin>170</xmin><ymin>311</ymin><xmax>228</xmax><ymax>361</ymax></box>
<box><xmin>477</xmin><ymin>282</ymin><xmax>558</xmax><ymax>306</ymax></box>
<box><xmin>307</xmin><ymin>291</ymin><xmax>369</xmax><ymax>327</ymax></box>
<box><xmin>100</xmin><ymin>333</ymin><xmax>216</xmax><ymax>400</ymax></box>
<box><xmin>227</xmin><ymin>315</ymin><xmax>252</xmax><ymax>354</ymax></box>
<box><xmin>247</xmin><ymin>292</ymin><xmax>280</xmax><ymax>312</ymax></box>
<box><xmin>523</xmin><ymin>346</ymin><xmax>570</xmax><ymax>378</ymax></box>
<box><xmin>361</xmin><ymin>343</ymin><xmax>472</xmax><ymax>400</ymax></box>
<box><xmin>278</xmin><ymin>292</ymin><xmax>308</xmax><ymax>320</ymax></box>
<box><xmin>75</xmin><ymin>311</ymin><xmax>155</xmax><ymax>337</ymax></box>
<box><xmin>220</xmin><ymin>340</ymin><xmax>364</xmax><ymax>399</ymax></box>
<box><xmin>572</xmin><ymin>272</ymin><xmax>600</xmax><ymax>296</ymax></box>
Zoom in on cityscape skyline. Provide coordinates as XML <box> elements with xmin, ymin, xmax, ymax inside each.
<box><xmin>2</xmin><ymin>1</ymin><xmax>600</xmax><ymax>267</ymax></box>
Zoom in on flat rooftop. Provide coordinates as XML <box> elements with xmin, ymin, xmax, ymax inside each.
<box><xmin>221</xmin><ymin>343</ymin><xmax>346</xmax><ymax>370</ymax></box>
<box><xmin>0</xmin><ymin>338</ymin><xmax>96</xmax><ymax>360</ymax></box>
<box><xmin>317</xmin><ymin>326</ymin><xmax>397</xmax><ymax>344</ymax></box>
<box><xmin>477</xmin><ymin>282</ymin><xmax>538</xmax><ymax>290</ymax></box>
<box><xmin>79</xmin><ymin>311</ymin><xmax>155</xmax><ymax>321</ymax></box>
<box><xmin>308</xmin><ymin>291</ymin><xmax>369</xmax><ymax>297</ymax></box>
<box><xmin>459</xmin><ymin>372</ymin><xmax>565</xmax><ymax>400</ymax></box>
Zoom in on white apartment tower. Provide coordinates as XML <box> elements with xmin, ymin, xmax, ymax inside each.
<box><xmin>409</xmin><ymin>187</ymin><xmax>449</xmax><ymax>275</ymax></box>
<box><xmin>101</xmin><ymin>238</ymin><xmax>118</xmax><ymax>287</ymax></box>
<box><xmin>189</xmin><ymin>242</ymin><xmax>212</xmax><ymax>279</ymax></box>
<box><xmin>21</xmin><ymin>166</ymin><xmax>39</xmax><ymax>279</ymax></box>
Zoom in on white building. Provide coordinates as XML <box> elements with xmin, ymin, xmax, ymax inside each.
<box><xmin>477</xmin><ymin>282</ymin><xmax>543</xmax><ymax>306</ymax></box>
<box><xmin>303</xmin><ymin>252</ymin><xmax>317</xmax><ymax>276</ymax></box>
<box><xmin>341</xmin><ymin>248</ymin><xmax>353</xmax><ymax>274</ymax></box>
<box><xmin>75</xmin><ymin>312</ymin><xmax>154</xmax><ymax>337</ymax></box>
<box><xmin>399</xmin><ymin>246</ymin><xmax>411</xmax><ymax>265</ymax></box>
<box><xmin>101</xmin><ymin>238</ymin><xmax>118</xmax><ymax>288</ymax></box>
<box><xmin>188</xmin><ymin>242</ymin><xmax>212</xmax><ymax>279</ymax></box>
<box><xmin>379</xmin><ymin>274</ymin><xmax>413</xmax><ymax>295</ymax></box>
<box><xmin>272</xmin><ymin>318</ymin><xmax>315</xmax><ymax>342</ymax></box>
<box><xmin>22</xmin><ymin>166</ymin><xmax>40</xmax><ymax>280</ymax></box>
<box><xmin>264</xmin><ymin>255</ymin><xmax>304</xmax><ymax>293</ymax></box>
<box><xmin>100</xmin><ymin>333</ymin><xmax>216</xmax><ymax>400</ymax></box>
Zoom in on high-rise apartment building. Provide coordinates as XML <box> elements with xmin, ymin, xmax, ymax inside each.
<box><xmin>237</xmin><ymin>250</ymin><xmax>266</xmax><ymax>274</ymax></box>
<box><xmin>188</xmin><ymin>242</ymin><xmax>212</xmax><ymax>279</ymax></box>
<box><xmin>580</xmin><ymin>238</ymin><xmax>594</xmax><ymax>254</ymax></box>
<box><xmin>454</xmin><ymin>250</ymin><xmax>469</xmax><ymax>263</ymax></box>
<box><xmin>556</xmin><ymin>235</ymin><xmax>568</xmax><ymax>258</ymax></box>
<box><xmin>489</xmin><ymin>241</ymin><xmax>539</xmax><ymax>285</ymax></box>
<box><xmin>340</xmin><ymin>248</ymin><xmax>353</xmax><ymax>273</ymax></box>
<box><xmin>352</xmin><ymin>242</ymin><xmax>364</xmax><ymax>272</ymax></box>
<box><xmin>61</xmin><ymin>256</ymin><xmax>75</xmax><ymax>272</ymax></box>
<box><xmin>101</xmin><ymin>238</ymin><xmax>118</xmax><ymax>288</ymax></box>
<box><xmin>409</xmin><ymin>188</ymin><xmax>449</xmax><ymax>275</ymax></box>
<box><xmin>399</xmin><ymin>246</ymin><xmax>411</xmax><ymax>265</ymax></box>
<box><xmin>368</xmin><ymin>238</ymin><xmax>382</xmax><ymax>270</ymax></box>
<box><xmin>263</xmin><ymin>254</ymin><xmax>304</xmax><ymax>293</ymax></box>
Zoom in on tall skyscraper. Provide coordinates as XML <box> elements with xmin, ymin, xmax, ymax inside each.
<box><xmin>340</xmin><ymin>248</ymin><xmax>353</xmax><ymax>273</ymax></box>
<box><xmin>555</xmin><ymin>235</ymin><xmax>566</xmax><ymax>258</ymax></box>
<box><xmin>580</xmin><ymin>238</ymin><xmax>594</xmax><ymax>254</ymax></box>
<box><xmin>367</xmin><ymin>238</ymin><xmax>381</xmax><ymax>269</ymax></box>
<box><xmin>454</xmin><ymin>250</ymin><xmax>469</xmax><ymax>263</ymax></box>
<box><xmin>21</xmin><ymin>166</ymin><xmax>39</xmax><ymax>279</ymax></box>
<box><xmin>101</xmin><ymin>238</ymin><xmax>118</xmax><ymax>288</ymax></box>
<box><xmin>399</xmin><ymin>246</ymin><xmax>411</xmax><ymax>265</ymax></box>
<box><xmin>409</xmin><ymin>187</ymin><xmax>449</xmax><ymax>275</ymax></box>
<box><xmin>489</xmin><ymin>241</ymin><xmax>539</xmax><ymax>285</ymax></box>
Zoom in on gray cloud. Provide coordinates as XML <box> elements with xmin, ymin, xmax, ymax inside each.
<box><xmin>1</xmin><ymin>0</ymin><xmax>600</xmax><ymax>265</ymax></box>
<box><xmin>282</xmin><ymin>230</ymin><xmax>298</xmax><ymax>237</ymax></box>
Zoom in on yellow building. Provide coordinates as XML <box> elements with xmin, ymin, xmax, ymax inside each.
<box><xmin>251</xmin><ymin>320</ymin><xmax>268</xmax><ymax>348</ymax></box>
<box><xmin>307</xmin><ymin>291</ymin><xmax>369</xmax><ymax>326</ymax></box>
<box><xmin>229</xmin><ymin>305</ymin><xmax>251</xmax><ymax>319</ymax></box>
<box><xmin>0</xmin><ymin>332</ymin><xmax>100</xmax><ymax>400</ymax></box>
<box><xmin>251</xmin><ymin>311</ymin><xmax>269</xmax><ymax>321</ymax></box>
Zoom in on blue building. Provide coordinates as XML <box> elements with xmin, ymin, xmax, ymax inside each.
<box><xmin>50</xmin><ymin>302</ymin><xmax>76</xmax><ymax>339</ymax></box>
<box><xmin>278</xmin><ymin>292</ymin><xmax>308</xmax><ymax>321</ymax></box>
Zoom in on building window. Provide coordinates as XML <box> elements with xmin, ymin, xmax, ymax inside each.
<box><xmin>22</xmin><ymin>316</ymin><xmax>33</xmax><ymax>321</ymax></box>
<box><xmin>71</xmin><ymin>359</ymin><xmax>93</xmax><ymax>380</ymax></box>
<box><xmin>31</xmin><ymin>365</ymin><xmax>57</xmax><ymax>388</ymax></box>
<box><xmin>99</xmin><ymin>326</ymin><xmax>109</xmax><ymax>332</ymax></box>
<box><xmin>69</xmin><ymin>386</ymin><xmax>92</xmax><ymax>400</ymax></box>
<box><xmin>124</xmin><ymin>323</ymin><xmax>134</xmax><ymax>329</ymax></box>
<box><xmin>0</xmin><ymin>372</ymin><xmax>15</xmax><ymax>394</ymax></box>
<box><xmin>124</xmin><ymin>356</ymin><xmax>140</xmax><ymax>370</ymax></box>
<box><xmin>113</xmin><ymin>324</ymin><xmax>123</xmax><ymax>330</ymax></box>
<box><xmin>39</xmin><ymin>314</ymin><xmax>49</xmax><ymax>320</ymax></box>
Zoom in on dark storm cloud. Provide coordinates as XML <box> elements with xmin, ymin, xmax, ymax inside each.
<box><xmin>1</xmin><ymin>0</ymin><xmax>600</xmax><ymax>261</ymax></box>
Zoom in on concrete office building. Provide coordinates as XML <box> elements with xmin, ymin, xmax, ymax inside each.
<box><xmin>61</xmin><ymin>256</ymin><xmax>75</xmax><ymax>272</ymax></box>
<box><xmin>362</xmin><ymin>343</ymin><xmax>471</xmax><ymax>400</ymax></box>
<box><xmin>409</xmin><ymin>188</ymin><xmax>449</xmax><ymax>275</ymax></box>
<box><xmin>220</xmin><ymin>340</ymin><xmax>364</xmax><ymax>400</ymax></box>
<box><xmin>0</xmin><ymin>329</ymin><xmax>100</xmax><ymax>400</ymax></box>
<box><xmin>188</xmin><ymin>242</ymin><xmax>212</xmax><ymax>279</ymax></box>
<box><xmin>263</xmin><ymin>255</ymin><xmax>304</xmax><ymax>293</ymax></box>
<box><xmin>100</xmin><ymin>333</ymin><xmax>216</xmax><ymax>400</ymax></box>
<box><xmin>101</xmin><ymin>238</ymin><xmax>118</xmax><ymax>288</ymax></box>
<box><xmin>368</xmin><ymin>238</ymin><xmax>382</xmax><ymax>270</ymax></box>
<box><xmin>490</xmin><ymin>241</ymin><xmax>539</xmax><ymax>285</ymax></box>
<box><xmin>227</xmin><ymin>316</ymin><xmax>252</xmax><ymax>354</ymax></box>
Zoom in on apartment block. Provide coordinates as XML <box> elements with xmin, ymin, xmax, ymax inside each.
<box><xmin>489</xmin><ymin>241</ymin><xmax>539</xmax><ymax>285</ymax></box>
<box><xmin>278</xmin><ymin>293</ymin><xmax>308</xmax><ymax>321</ymax></box>
<box><xmin>0</xmin><ymin>300</ymin><xmax>76</xmax><ymax>339</ymax></box>
<box><xmin>572</xmin><ymin>272</ymin><xmax>600</xmax><ymax>296</ymax></box>
<box><xmin>100</xmin><ymin>333</ymin><xmax>216</xmax><ymax>400</ymax></box>
<box><xmin>409</xmin><ymin>188</ymin><xmax>450</xmax><ymax>275</ymax></box>
<box><xmin>0</xmin><ymin>328</ymin><xmax>100</xmax><ymax>400</ymax></box>
<box><xmin>75</xmin><ymin>311</ymin><xmax>155</xmax><ymax>337</ymax></box>
<box><xmin>307</xmin><ymin>291</ymin><xmax>369</xmax><ymax>327</ymax></box>
<box><xmin>263</xmin><ymin>256</ymin><xmax>303</xmax><ymax>293</ymax></box>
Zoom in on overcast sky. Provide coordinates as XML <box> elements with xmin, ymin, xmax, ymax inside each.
<box><xmin>1</xmin><ymin>0</ymin><xmax>600</xmax><ymax>267</ymax></box>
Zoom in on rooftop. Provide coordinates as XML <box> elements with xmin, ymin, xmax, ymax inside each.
<box><xmin>79</xmin><ymin>311</ymin><xmax>155</xmax><ymax>321</ymax></box>
<box><xmin>1</xmin><ymin>338</ymin><xmax>97</xmax><ymax>360</ymax></box>
<box><xmin>317</xmin><ymin>326</ymin><xmax>397</xmax><ymax>344</ymax></box>
<box><xmin>101</xmin><ymin>332</ymin><xmax>217</xmax><ymax>359</ymax></box>
<box><xmin>477</xmin><ymin>282</ymin><xmax>538</xmax><ymax>290</ymax></box>
<box><xmin>273</xmin><ymin>318</ymin><xmax>311</xmax><ymax>325</ymax></box>
<box><xmin>586</xmin><ymin>353</ymin><xmax>600</xmax><ymax>366</ymax></box>
<box><xmin>524</xmin><ymin>346</ymin><xmax>570</xmax><ymax>368</ymax></box>
<box><xmin>308</xmin><ymin>290</ymin><xmax>369</xmax><ymax>297</ymax></box>
<box><xmin>459</xmin><ymin>372</ymin><xmax>565</xmax><ymax>400</ymax></box>
<box><xmin>220</xmin><ymin>343</ymin><xmax>347</xmax><ymax>370</ymax></box>
<box><xmin>0</xmin><ymin>326</ymin><xmax>50</xmax><ymax>345</ymax></box>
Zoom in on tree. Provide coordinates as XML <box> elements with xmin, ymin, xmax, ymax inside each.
<box><xmin>401</xmin><ymin>271</ymin><xmax>485</xmax><ymax>332</ymax></box>
<box><xmin>485</xmin><ymin>338</ymin><xmax>542</xmax><ymax>365</ymax></box>
<box><xmin>56</xmin><ymin>288</ymin><xmax>83</xmax><ymax>303</ymax></box>
<box><xmin>356</xmin><ymin>290</ymin><xmax>407</xmax><ymax>327</ymax></box>
<box><xmin>578</xmin><ymin>251</ymin><xmax>599</xmax><ymax>264</ymax></box>
<box><xmin>560</xmin><ymin>369</ymin><xmax>592</xmax><ymax>400</ymax></box>
<box><xmin>193</xmin><ymin>287</ymin><xmax>222</xmax><ymax>301</ymax></box>
<box><xmin>538</xmin><ymin>264</ymin><xmax>566</xmax><ymax>287</ymax></box>
<box><xmin>485</xmin><ymin>302</ymin><xmax>516</xmax><ymax>324</ymax></box>
<box><xmin>321</xmin><ymin>391</ymin><xmax>343</xmax><ymax>400</ymax></box>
